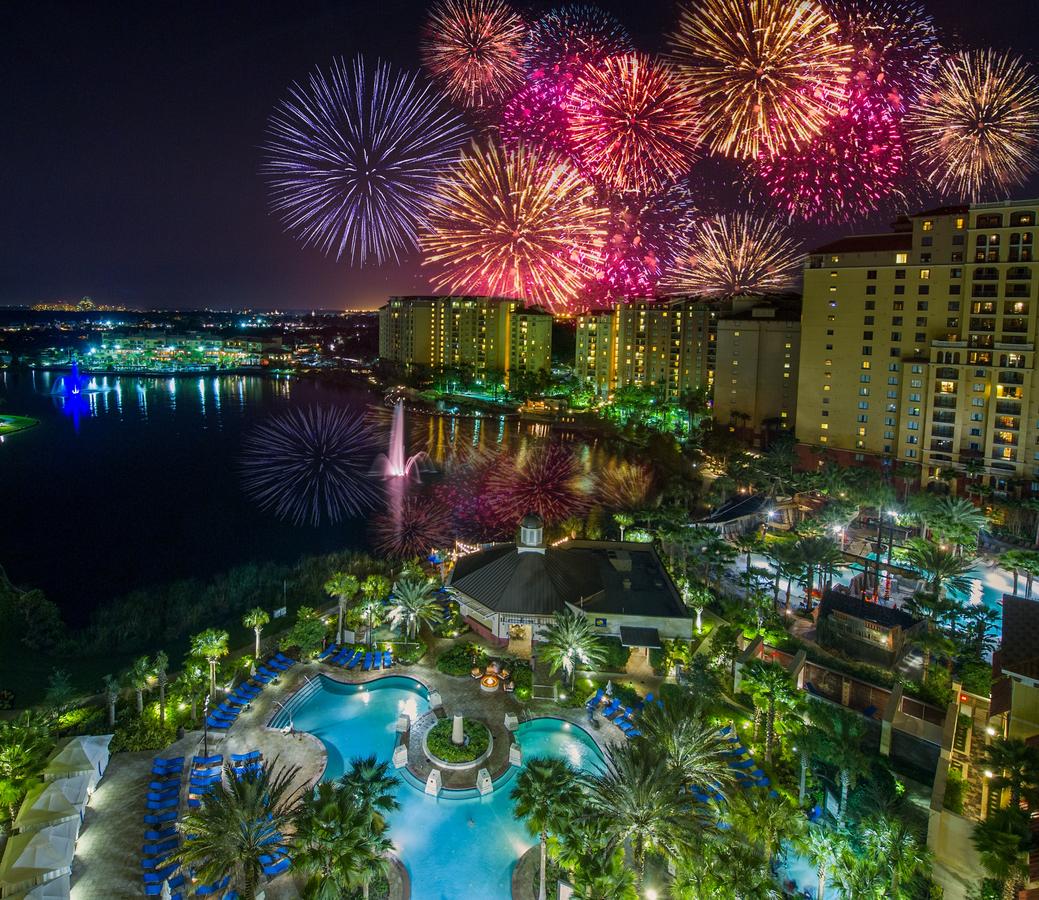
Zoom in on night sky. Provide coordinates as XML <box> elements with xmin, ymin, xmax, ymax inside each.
<box><xmin>3</xmin><ymin>0</ymin><xmax>1039</xmax><ymax>311</ymax></box>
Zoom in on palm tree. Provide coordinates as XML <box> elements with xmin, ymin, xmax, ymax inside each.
<box><xmin>972</xmin><ymin>808</ymin><xmax>1029</xmax><ymax>900</ymax></box>
<box><xmin>540</xmin><ymin>608</ymin><xmax>607</xmax><ymax>689</ymax></box>
<box><xmin>177</xmin><ymin>660</ymin><xmax>208</xmax><ymax>723</ymax></box>
<box><xmin>639</xmin><ymin>695</ymin><xmax>734</xmax><ymax>793</ymax></box>
<box><xmin>191</xmin><ymin>628</ymin><xmax>230</xmax><ymax>697</ymax></box>
<box><xmin>323</xmin><ymin>573</ymin><xmax>359</xmax><ymax>645</ymax></box>
<box><xmin>816</xmin><ymin>708</ymin><xmax>871</xmax><ymax>826</ymax></box>
<box><xmin>733</xmin><ymin>531</ymin><xmax>762</xmax><ymax>574</ymax></box>
<box><xmin>339</xmin><ymin>754</ymin><xmax>401</xmax><ymax>830</ymax></box>
<box><xmin>176</xmin><ymin>762</ymin><xmax>301</xmax><ymax>900</ymax></box>
<box><xmin>0</xmin><ymin>712</ymin><xmax>53</xmax><ymax>822</ymax></box>
<box><xmin>102</xmin><ymin>673</ymin><xmax>122</xmax><ymax>727</ymax></box>
<box><xmin>793</xmin><ymin>534</ymin><xmax>844</xmax><ymax>607</ymax></box>
<box><xmin>613</xmin><ymin>512</ymin><xmax>634</xmax><ymax>540</ymax></box>
<box><xmin>242</xmin><ymin>607</ymin><xmax>270</xmax><ymax>673</ymax></box>
<box><xmin>679</xmin><ymin>579</ymin><xmax>711</xmax><ymax>633</ymax></box>
<box><xmin>804</xmin><ymin>824</ymin><xmax>848</xmax><ymax>900</ymax></box>
<box><xmin>729</xmin><ymin>789</ymin><xmax>806</xmax><ymax>871</ymax></box>
<box><xmin>767</xmin><ymin>536</ymin><xmax>801</xmax><ymax>607</ymax></box>
<box><xmin>294</xmin><ymin>769</ymin><xmax>395</xmax><ymax>900</ymax></box>
<box><xmin>386</xmin><ymin>578</ymin><xmax>440</xmax><ymax>644</ymax></box>
<box><xmin>153</xmin><ymin>650</ymin><xmax>169</xmax><ymax>727</ymax></box>
<box><xmin>584</xmin><ymin>742</ymin><xmax>698</xmax><ymax>885</ymax></box>
<box><xmin>511</xmin><ymin>757</ymin><xmax>585</xmax><ymax>900</ymax></box>
<box><xmin>126</xmin><ymin>655</ymin><xmax>152</xmax><ymax>714</ymax></box>
<box><xmin>931</xmin><ymin>495</ymin><xmax>988</xmax><ymax>555</ymax></box>
<box><xmin>862</xmin><ymin>815</ymin><xmax>929</xmax><ymax>897</ymax></box>
<box><xmin>907</xmin><ymin>625</ymin><xmax>956</xmax><ymax>683</ymax></box>
<box><xmin>899</xmin><ymin>538</ymin><xmax>974</xmax><ymax>598</ymax></box>
<box><xmin>983</xmin><ymin>737</ymin><xmax>1039</xmax><ymax>808</ymax></box>
<box><xmin>741</xmin><ymin>659</ymin><xmax>797</xmax><ymax>763</ymax></box>
<box><xmin>999</xmin><ymin>548</ymin><xmax>1039</xmax><ymax>598</ymax></box>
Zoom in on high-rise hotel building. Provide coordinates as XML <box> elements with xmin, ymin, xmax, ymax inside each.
<box><xmin>797</xmin><ymin>200</ymin><xmax>1039</xmax><ymax>492</ymax></box>
<box><xmin>378</xmin><ymin>296</ymin><xmax>551</xmax><ymax>384</ymax></box>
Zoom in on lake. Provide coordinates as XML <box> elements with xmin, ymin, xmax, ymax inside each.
<box><xmin>0</xmin><ymin>370</ymin><xmax>610</xmax><ymax>625</ymax></box>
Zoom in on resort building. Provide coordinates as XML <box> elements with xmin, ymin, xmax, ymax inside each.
<box><xmin>377</xmin><ymin>295</ymin><xmax>551</xmax><ymax>385</ymax></box>
<box><xmin>89</xmin><ymin>331</ymin><xmax>282</xmax><ymax>371</ymax></box>
<box><xmin>796</xmin><ymin>199</ymin><xmax>1039</xmax><ymax>494</ymax></box>
<box><xmin>447</xmin><ymin>514</ymin><xmax>692</xmax><ymax>652</ymax></box>
<box><xmin>991</xmin><ymin>594</ymin><xmax>1039</xmax><ymax>740</ymax></box>
<box><xmin>814</xmin><ymin>588</ymin><xmax>924</xmax><ymax>667</ymax></box>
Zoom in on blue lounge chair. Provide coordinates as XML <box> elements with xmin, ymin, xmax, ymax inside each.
<box><xmin>148</xmin><ymin>777</ymin><xmax>180</xmax><ymax>791</ymax></box>
<box><xmin>585</xmin><ymin>688</ymin><xmax>605</xmax><ymax>710</ymax></box>
<box><xmin>319</xmin><ymin>644</ymin><xmax>338</xmax><ymax>660</ymax></box>
<box><xmin>231</xmin><ymin>750</ymin><xmax>261</xmax><ymax>763</ymax></box>
<box><xmin>263</xmin><ymin>856</ymin><xmax>291</xmax><ymax>877</ymax></box>
<box><xmin>142</xmin><ymin>837</ymin><xmax>179</xmax><ymax>855</ymax></box>
<box><xmin>265</xmin><ymin>656</ymin><xmax>289</xmax><ymax>671</ymax></box>
<box><xmin>146</xmin><ymin>798</ymin><xmax>178</xmax><ymax>812</ymax></box>
<box><xmin>153</xmin><ymin>756</ymin><xmax>184</xmax><ymax>769</ymax></box>
<box><xmin>144</xmin><ymin>811</ymin><xmax>177</xmax><ymax>826</ymax></box>
<box><xmin>346</xmin><ymin>650</ymin><xmax>363</xmax><ymax>669</ymax></box>
<box><xmin>383</xmin><ymin>650</ymin><xmax>393</xmax><ymax>668</ymax></box>
<box><xmin>144</xmin><ymin>874</ymin><xmax>185</xmax><ymax>896</ymax></box>
<box><xmin>363</xmin><ymin>652</ymin><xmax>373</xmax><ymax>671</ymax></box>
<box><xmin>643</xmin><ymin>692</ymin><xmax>655</xmax><ymax>706</ymax></box>
<box><xmin>141</xmin><ymin>861</ymin><xmax>178</xmax><ymax>879</ymax></box>
<box><xmin>206</xmin><ymin>715</ymin><xmax>235</xmax><ymax>729</ymax></box>
<box><xmin>627</xmin><ymin>729</ymin><xmax>642</xmax><ymax>738</ymax></box>
<box><xmin>274</xmin><ymin>652</ymin><xmax>295</xmax><ymax>667</ymax></box>
<box><xmin>146</xmin><ymin>789</ymin><xmax>179</xmax><ymax>802</ymax></box>
<box><xmin>730</xmin><ymin>758</ymin><xmax>755</xmax><ymax>770</ymax></box>
<box><xmin>256</xmin><ymin>666</ymin><xmax>280</xmax><ymax>680</ymax></box>
<box><xmin>601</xmin><ymin>699</ymin><xmax>620</xmax><ymax>717</ymax></box>
<box><xmin>190</xmin><ymin>776</ymin><xmax>221</xmax><ymax>789</ymax></box>
<box><xmin>251</xmin><ymin>672</ymin><xmax>275</xmax><ymax>685</ymax></box>
<box><xmin>141</xmin><ymin>852</ymin><xmax>175</xmax><ymax>870</ymax></box>
<box><xmin>371</xmin><ymin>652</ymin><xmax>382</xmax><ymax>671</ymax></box>
<box><xmin>145</xmin><ymin>827</ymin><xmax>177</xmax><ymax>842</ymax></box>
<box><xmin>330</xmin><ymin>648</ymin><xmax>350</xmax><ymax>665</ymax></box>
<box><xmin>223</xmin><ymin>694</ymin><xmax>250</xmax><ymax>708</ymax></box>
<box><xmin>193</xmin><ymin>755</ymin><xmax>222</xmax><ymax>769</ymax></box>
<box><xmin>718</xmin><ymin>725</ymin><xmax>733</xmax><ymax>738</ymax></box>
<box><xmin>195</xmin><ymin>875</ymin><xmax>231</xmax><ymax>896</ymax></box>
<box><xmin>237</xmin><ymin>683</ymin><xmax>262</xmax><ymax>697</ymax></box>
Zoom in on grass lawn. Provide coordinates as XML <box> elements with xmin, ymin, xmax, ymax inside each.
<box><xmin>0</xmin><ymin>415</ymin><xmax>39</xmax><ymax>437</ymax></box>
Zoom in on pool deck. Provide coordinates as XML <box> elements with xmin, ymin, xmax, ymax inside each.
<box><xmin>69</xmin><ymin>645</ymin><xmax>624</xmax><ymax>900</ymax></box>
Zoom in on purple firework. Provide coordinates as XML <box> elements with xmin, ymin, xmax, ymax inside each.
<box><xmin>524</xmin><ymin>5</ymin><xmax>632</xmax><ymax>81</ymax></box>
<box><xmin>262</xmin><ymin>56</ymin><xmax>469</xmax><ymax>265</ymax></box>
<box><xmin>241</xmin><ymin>405</ymin><xmax>380</xmax><ymax>526</ymax></box>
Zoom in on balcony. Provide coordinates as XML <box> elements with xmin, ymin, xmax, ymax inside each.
<box><xmin>999</xmin><ymin>371</ymin><xmax>1025</xmax><ymax>384</ymax></box>
<box><xmin>932</xmin><ymin>410</ymin><xmax>956</xmax><ymax>424</ymax></box>
<box><xmin>996</xmin><ymin>401</ymin><xmax>1022</xmax><ymax>415</ymax></box>
<box><xmin>993</xmin><ymin>435</ymin><xmax>1019</xmax><ymax>447</ymax></box>
<box><xmin>934</xmin><ymin>396</ymin><xmax>957</xmax><ymax>409</ymax></box>
<box><xmin>936</xmin><ymin>367</ymin><xmax>959</xmax><ymax>379</ymax></box>
<box><xmin>931</xmin><ymin>425</ymin><xmax>955</xmax><ymax>439</ymax></box>
<box><xmin>930</xmin><ymin>439</ymin><xmax>953</xmax><ymax>453</ymax></box>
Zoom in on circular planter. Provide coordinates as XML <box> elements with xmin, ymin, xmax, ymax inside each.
<box><xmin>422</xmin><ymin>719</ymin><xmax>494</xmax><ymax>771</ymax></box>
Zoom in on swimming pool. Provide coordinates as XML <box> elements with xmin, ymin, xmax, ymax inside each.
<box><xmin>271</xmin><ymin>675</ymin><xmax>605</xmax><ymax>900</ymax></box>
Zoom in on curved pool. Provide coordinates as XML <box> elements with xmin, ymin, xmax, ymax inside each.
<box><xmin>271</xmin><ymin>675</ymin><xmax>605</xmax><ymax>900</ymax></box>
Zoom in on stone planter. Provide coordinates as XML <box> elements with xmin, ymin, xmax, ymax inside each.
<box><xmin>422</xmin><ymin>723</ymin><xmax>494</xmax><ymax>771</ymax></box>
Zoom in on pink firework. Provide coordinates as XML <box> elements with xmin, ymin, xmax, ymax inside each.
<box><xmin>500</xmin><ymin>78</ymin><xmax>577</xmax><ymax>157</ymax></box>
<box><xmin>371</xmin><ymin>496</ymin><xmax>452</xmax><ymax>559</ymax></box>
<box><xmin>565</xmin><ymin>53</ymin><xmax>700</xmax><ymax>194</ymax></box>
<box><xmin>757</xmin><ymin>88</ymin><xmax>906</xmax><ymax>223</ymax></box>
<box><xmin>486</xmin><ymin>444</ymin><xmax>591</xmax><ymax>526</ymax></box>
<box><xmin>524</xmin><ymin>5</ymin><xmax>632</xmax><ymax>82</ymax></box>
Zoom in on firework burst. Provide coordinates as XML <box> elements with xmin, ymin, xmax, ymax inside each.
<box><xmin>668</xmin><ymin>0</ymin><xmax>853</xmax><ymax>160</ymax></box>
<box><xmin>565</xmin><ymin>53</ymin><xmax>700</xmax><ymax>194</ymax></box>
<box><xmin>757</xmin><ymin>88</ymin><xmax>906</xmax><ymax>223</ymax></box>
<box><xmin>486</xmin><ymin>444</ymin><xmax>591</xmax><ymax>525</ymax></box>
<box><xmin>500</xmin><ymin>79</ymin><xmax>577</xmax><ymax>157</ymax></box>
<box><xmin>262</xmin><ymin>57</ymin><xmax>469</xmax><ymax>265</ymax></box>
<box><xmin>240</xmin><ymin>406</ymin><xmax>380</xmax><ymax>527</ymax></box>
<box><xmin>662</xmin><ymin>211</ymin><xmax>802</xmax><ymax>298</ymax></box>
<box><xmin>421</xmin><ymin>0</ymin><xmax>527</xmax><ymax>108</ymax></box>
<box><xmin>906</xmin><ymin>49</ymin><xmax>1039</xmax><ymax>202</ymax></box>
<box><xmin>421</xmin><ymin>140</ymin><xmax>609</xmax><ymax>313</ymax></box>
<box><xmin>524</xmin><ymin>5</ymin><xmax>632</xmax><ymax>81</ymax></box>
<box><xmin>829</xmin><ymin>0</ymin><xmax>941</xmax><ymax>109</ymax></box>
<box><xmin>597</xmin><ymin>461</ymin><xmax>657</xmax><ymax>510</ymax></box>
<box><xmin>371</xmin><ymin>495</ymin><xmax>452</xmax><ymax>559</ymax></box>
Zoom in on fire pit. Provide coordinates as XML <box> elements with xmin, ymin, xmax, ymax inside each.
<box><xmin>479</xmin><ymin>674</ymin><xmax>501</xmax><ymax>693</ymax></box>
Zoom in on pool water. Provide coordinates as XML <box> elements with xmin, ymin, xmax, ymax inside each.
<box><xmin>272</xmin><ymin>676</ymin><xmax>605</xmax><ymax>900</ymax></box>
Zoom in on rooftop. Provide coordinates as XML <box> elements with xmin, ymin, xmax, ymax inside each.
<box><xmin>998</xmin><ymin>595</ymin><xmax>1039</xmax><ymax>680</ymax></box>
<box><xmin>810</xmin><ymin>232</ymin><xmax>913</xmax><ymax>255</ymax></box>
<box><xmin>818</xmin><ymin>589</ymin><xmax>921</xmax><ymax>630</ymax></box>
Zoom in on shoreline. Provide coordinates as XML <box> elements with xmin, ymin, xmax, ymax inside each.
<box><xmin>0</xmin><ymin>414</ymin><xmax>39</xmax><ymax>437</ymax></box>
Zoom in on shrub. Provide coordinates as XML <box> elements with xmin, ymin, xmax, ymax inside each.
<box><xmin>387</xmin><ymin>640</ymin><xmax>427</xmax><ymax>665</ymax></box>
<box><xmin>511</xmin><ymin>664</ymin><xmax>532</xmax><ymax>700</ymax></box>
<box><xmin>599</xmin><ymin>638</ymin><xmax>631</xmax><ymax>672</ymax></box>
<box><xmin>425</xmin><ymin>718</ymin><xmax>490</xmax><ymax>763</ymax></box>
<box><xmin>56</xmin><ymin>704</ymin><xmax>105</xmax><ymax>736</ymax></box>
<box><xmin>436</xmin><ymin>643</ymin><xmax>488</xmax><ymax>676</ymax></box>
<box><xmin>281</xmin><ymin>607</ymin><xmax>328</xmax><ymax>659</ymax></box>
<box><xmin>943</xmin><ymin>768</ymin><xmax>965</xmax><ymax>814</ymax></box>
<box><xmin>958</xmin><ymin>657</ymin><xmax>992</xmax><ymax>697</ymax></box>
<box><xmin>110</xmin><ymin>714</ymin><xmax>177</xmax><ymax>753</ymax></box>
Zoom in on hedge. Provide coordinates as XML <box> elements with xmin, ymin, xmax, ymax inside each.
<box><xmin>425</xmin><ymin>718</ymin><xmax>490</xmax><ymax>763</ymax></box>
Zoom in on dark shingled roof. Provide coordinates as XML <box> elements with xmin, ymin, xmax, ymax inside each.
<box><xmin>698</xmin><ymin>493</ymin><xmax>769</xmax><ymax>525</ymax></box>
<box><xmin>811</xmin><ymin>233</ymin><xmax>913</xmax><ymax>254</ymax></box>
<box><xmin>620</xmin><ymin>626</ymin><xmax>662</xmax><ymax>648</ymax></box>
<box><xmin>818</xmin><ymin>589</ymin><xmax>921</xmax><ymax>629</ymax></box>
<box><xmin>999</xmin><ymin>596</ymin><xmax>1039</xmax><ymax>680</ymax></box>
<box><xmin>448</xmin><ymin>541</ymin><xmax>689</xmax><ymax>620</ymax></box>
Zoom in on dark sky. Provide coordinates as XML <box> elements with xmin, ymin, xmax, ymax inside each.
<box><xmin>2</xmin><ymin>1</ymin><xmax>1039</xmax><ymax>311</ymax></box>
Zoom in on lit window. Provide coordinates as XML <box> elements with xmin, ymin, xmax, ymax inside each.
<box><xmin>895</xmin><ymin>252</ymin><xmax>908</xmax><ymax>264</ymax></box>
<box><xmin>922</xmin><ymin>220</ymin><xmax>934</xmax><ymax>232</ymax></box>
<box><xmin>920</xmin><ymin>269</ymin><xmax>930</xmax><ymax>280</ymax></box>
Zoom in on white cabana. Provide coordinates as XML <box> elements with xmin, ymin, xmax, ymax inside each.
<box><xmin>13</xmin><ymin>775</ymin><xmax>90</xmax><ymax>834</ymax></box>
<box><xmin>4</xmin><ymin>873</ymin><xmax>71</xmax><ymax>899</ymax></box>
<box><xmin>0</xmin><ymin>820</ymin><xmax>77</xmax><ymax>898</ymax></box>
<box><xmin>42</xmin><ymin>735</ymin><xmax>112</xmax><ymax>791</ymax></box>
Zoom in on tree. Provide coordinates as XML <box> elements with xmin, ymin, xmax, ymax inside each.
<box><xmin>539</xmin><ymin>608</ymin><xmax>607</xmax><ymax>689</ymax></box>
<box><xmin>339</xmin><ymin>754</ymin><xmax>401</xmax><ymax>831</ymax></box>
<box><xmin>930</xmin><ymin>495</ymin><xmax>988</xmax><ymax>555</ymax></box>
<box><xmin>386</xmin><ymin>578</ymin><xmax>440</xmax><ymax>644</ymax></box>
<box><xmin>972</xmin><ymin>808</ymin><xmax>1028</xmax><ymax>900</ymax></box>
<box><xmin>191</xmin><ymin>628</ymin><xmax>230</xmax><ymax>697</ymax></box>
<box><xmin>983</xmin><ymin>737</ymin><xmax>1039</xmax><ymax>809</ymax></box>
<box><xmin>793</xmin><ymin>535</ymin><xmax>844</xmax><ymax>607</ymax></box>
<box><xmin>175</xmin><ymin>763</ymin><xmax>301</xmax><ymax>900</ymax></box>
<box><xmin>282</xmin><ymin>607</ymin><xmax>326</xmax><ymax>659</ymax></box>
<box><xmin>613</xmin><ymin>512</ymin><xmax>634</xmax><ymax>540</ymax></box>
<box><xmin>639</xmin><ymin>694</ymin><xmax>733</xmax><ymax>793</ymax></box>
<box><xmin>126</xmin><ymin>655</ymin><xmax>152</xmax><ymax>714</ymax></box>
<box><xmin>900</xmin><ymin>538</ymin><xmax>974</xmax><ymax>598</ymax></box>
<box><xmin>863</xmin><ymin>814</ymin><xmax>930</xmax><ymax>897</ymax></box>
<box><xmin>741</xmin><ymin>659</ymin><xmax>797</xmax><ymax>763</ymax></box>
<box><xmin>177</xmin><ymin>660</ymin><xmax>208</xmax><ymax>723</ymax></box>
<box><xmin>102</xmin><ymin>673</ymin><xmax>122</xmax><ymax>727</ymax></box>
<box><xmin>43</xmin><ymin>669</ymin><xmax>75</xmax><ymax>711</ymax></box>
<box><xmin>511</xmin><ymin>757</ymin><xmax>584</xmax><ymax>900</ymax></box>
<box><xmin>729</xmin><ymin>789</ymin><xmax>806</xmax><ymax>871</ymax></box>
<box><xmin>804</xmin><ymin>824</ymin><xmax>848</xmax><ymax>900</ymax></box>
<box><xmin>679</xmin><ymin>579</ymin><xmax>711</xmax><ymax>633</ymax></box>
<box><xmin>323</xmin><ymin>573</ymin><xmax>359</xmax><ymax>645</ymax></box>
<box><xmin>816</xmin><ymin>709</ymin><xmax>871</xmax><ymax>826</ymax></box>
<box><xmin>154</xmin><ymin>651</ymin><xmax>169</xmax><ymax>727</ymax></box>
<box><xmin>0</xmin><ymin>712</ymin><xmax>53</xmax><ymax>823</ymax></box>
<box><xmin>1000</xmin><ymin>549</ymin><xmax>1039</xmax><ymax>598</ymax></box>
<box><xmin>242</xmin><ymin>607</ymin><xmax>270</xmax><ymax>672</ymax></box>
<box><xmin>584</xmin><ymin>742</ymin><xmax>698</xmax><ymax>885</ymax></box>
<box><xmin>733</xmin><ymin>532</ymin><xmax>762</xmax><ymax>575</ymax></box>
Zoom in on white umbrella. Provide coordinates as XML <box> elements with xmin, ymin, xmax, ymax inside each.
<box><xmin>605</xmin><ymin>680</ymin><xmax>613</xmax><ymax>697</ymax></box>
<box><xmin>44</xmin><ymin>735</ymin><xmax>112</xmax><ymax>789</ymax></box>
<box><xmin>160</xmin><ymin>880</ymin><xmax>172</xmax><ymax>900</ymax></box>
<box><xmin>14</xmin><ymin>776</ymin><xmax>91</xmax><ymax>833</ymax></box>
<box><xmin>5</xmin><ymin>873</ymin><xmax>72</xmax><ymax>899</ymax></box>
<box><xmin>0</xmin><ymin>821</ymin><xmax>77</xmax><ymax>895</ymax></box>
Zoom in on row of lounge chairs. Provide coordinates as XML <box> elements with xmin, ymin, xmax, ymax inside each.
<box><xmin>585</xmin><ymin>689</ymin><xmax>643</xmax><ymax>739</ymax></box>
<box><xmin>318</xmin><ymin>644</ymin><xmax>394</xmax><ymax>671</ymax></box>
<box><xmin>206</xmin><ymin>653</ymin><xmax>297</xmax><ymax>731</ymax></box>
<box><xmin>142</xmin><ymin>756</ymin><xmax>185</xmax><ymax>897</ymax></box>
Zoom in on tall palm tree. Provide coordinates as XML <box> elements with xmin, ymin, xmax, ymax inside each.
<box><xmin>804</xmin><ymin>824</ymin><xmax>848</xmax><ymax>900</ymax></box>
<box><xmin>191</xmin><ymin>628</ymin><xmax>230</xmax><ymax>697</ymax></box>
<box><xmin>175</xmin><ymin>763</ymin><xmax>301</xmax><ymax>900</ymax></box>
<box><xmin>767</xmin><ymin>536</ymin><xmax>801</xmax><ymax>607</ymax></box>
<box><xmin>816</xmin><ymin>709</ymin><xmax>871</xmax><ymax>826</ymax></box>
<box><xmin>102</xmin><ymin>673</ymin><xmax>122</xmax><ymax>727</ymax></box>
<box><xmin>793</xmin><ymin>535</ymin><xmax>844</xmax><ymax>607</ymax></box>
<box><xmin>511</xmin><ymin>757</ymin><xmax>585</xmax><ymax>900</ymax></box>
<box><xmin>972</xmin><ymin>808</ymin><xmax>1029</xmax><ymax>900</ymax></box>
<box><xmin>584</xmin><ymin>742</ymin><xmax>698</xmax><ymax>885</ymax></box>
<box><xmin>899</xmin><ymin>538</ymin><xmax>974</xmax><ymax>598</ymax></box>
<box><xmin>741</xmin><ymin>659</ymin><xmax>797</xmax><ymax>763</ymax></box>
<box><xmin>862</xmin><ymin>814</ymin><xmax>929</xmax><ymax>897</ymax></box>
<box><xmin>931</xmin><ymin>495</ymin><xmax>988</xmax><ymax>555</ymax></box>
<box><xmin>242</xmin><ymin>607</ymin><xmax>270</xmax><ymax>672</ymax></box>
<box><xmin>339</xmin><ymin>754</ymin><xmax>401</xmax><ymax>830</ymax></box>
<box><xmin>154</xmin><ymin>650</ymin><xmax>169</xmax><ymax>727</ymax></box>
<box><xmin>386</xmin><ymin>578</ymin><xmax>440</xmax><ymax>644</ymax></box>
<box><xmin>639</xmin><ymin>695</ymin><xmax>734</xmax><ymax>792</ymax></box>
<box><xmin>729</xmin><ymin>789</ymin><xmax>806</xmax><ymax>871</ymax></box>
<box><xmin>613</xmin><ymin>512</ymin><xmax>634</xmax><ymax>540</ymax></box>
<box><xmin>294</xmin><ymin>781</ymin><xmax>392</xmax><ymax>900</ymax></box>
<box><xmin>126</xmin><ymin>655</ymin><xmax>152</xmax><ymax>714</ymax></box>
<box><xmin>323</xmin><ymin>572</ymin><xmax>359</xmax><ymax>645</ymax></box>
<box><xmin>177</xmin><ymin>660</ymin><xmax>208</xmax><ymax>723</ymax></box>
<box><xmin>0</xmin><ymin>712</ymin><xmax>53</xmax><ymax>822</ymax></box>
<box><xmin>679</xmin><ymin>579</ymin><xmax>711</xmax><ymax>634</ymax></box>
<box><xmin>983</xmin><ymin>737</ymin><xmax>1039</xmax><ymax>808</ymax></box>
<box><xmin>733</xmin><ymin>531</ymin><xmax>762</xmax><ymax>574</ymax></box>
<box><xmin>540</xmin><ymin>608</ymin><xmax>607</xmax><ymax>689</ymax></box>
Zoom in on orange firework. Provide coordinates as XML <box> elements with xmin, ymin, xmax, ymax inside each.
<box><xmin>420</xmin><ymin>140</ymin><xmax>609</xmax><ymax>312</ymax></box>
<box><xmin>420</xmin><ymin>0</ymin><xmax>527</xmax><ymax>108</ymax></box>
<box><xmin>668</xmin><ymin>0</ymin><xmax>853</xmax><ymax>160</ymax></box>
<box><xmin>564</xmin><ymin>52</ymin><xmax>700</xmax><ymax>194</ymax></box>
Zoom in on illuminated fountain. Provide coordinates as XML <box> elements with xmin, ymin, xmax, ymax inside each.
<box><xmin>374</xmin><ymin>401</ymin><xmax>431</xmax><ymax>480</ymax></box>
<box><xmin>51</xmin><ymin>360</ymin><xmax>112</xmax><ymax>397</ymax></box>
